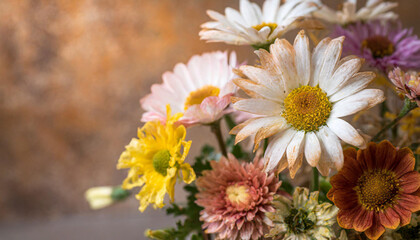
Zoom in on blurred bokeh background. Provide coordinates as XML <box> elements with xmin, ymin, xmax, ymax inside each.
<box><xmin>0</xmin><ymin>0</ymin><xmax>418</xmax><ymax>239</ymax></box>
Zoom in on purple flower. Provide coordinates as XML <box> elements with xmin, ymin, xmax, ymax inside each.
<box><xmin>333</xmin><ymin>21</ymin><xmax>420</xmax><ymax>73</ymax></box>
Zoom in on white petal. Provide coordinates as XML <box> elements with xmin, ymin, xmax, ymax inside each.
<box><xmin>239</xmin><ymin>63</ymin><xmax>286</xmax><ymax>97</ymax></box>
<box><xmin>286</xmin><ymin>131</ymin><xmax>305</xmax><ymax>178</ymax></box>
<box><xmin>304</xmin><ymin>132</ymin><xmax>321</xmax><ymax>167</ymax></box>
<box><xmin>265</xmin><ymin>128</ymin><xmax>295</xmax><ymax>172</ymax></box>
<box><xmin>257</xmin><ymin>26</ymin><xmax>272</xmax><ymax>40</ymax></box>
<box><xmin>206</xmin><ymin>10</ymin><xmax>237</xmax><ymax>30</ymax></box>
<box><xmin>310</xmin><ymin>37</ymin><xmax>331</xmax><ymax>86</ymax></box>
<box><xmin>318</xmin><ymin>37</ymin><xmax>345</xmax><ymax>90</ymax></box>
<box><xmin>240</xmin><ymin>0</ymin><xmax>260</xmax><ymax>26</ymax></box>
<box><xmin>199</xmin><ymin>30</ymin><xmax>249</xmax><ymax>45</ymax></box>
<box><xmin>324</xmin><ymin>58</ymin><xmax>362</xmax><ymax>96</ymax></box>
<box><xmin>262</xmin><ymin>0</ymin><xmax>280</xmax><ymax>22</ymax></box>
<box><xmin>316</xmin><ymin>126</ymin><xmax>344</xmax><ymax>170</ymax></box>
<box><xmin>233</xmin><ymin>98</ymin><xmax>283</xmax><ymax>115</ymax></box>
<box><xmin>294</xmin><ymin>30</ymin><xmax>311</xmax><ymax>86</ymax></box>
<box><xmin>313</xmin><ymin>6</ymin><xmax>339</xmax><ymax>23</ymax></box>
<box><xmin>233</xmin><ymin>78</ymin><xmax>282</xmax><ymax>102</ymax></box>
<box><xmin>327</xmin><ymin>118</ymin><xmax>366</xmax><ymax>148</ymax></box>
<box><xmin>330</xmin><ymin>89</ymin><xmax>385</xmax><ymax>118</ymax></box>
<box><xmin>225</xmin><ymin>7</ymin><xmax>246</xmax><ymax>26</ymax></box>
<box><xmin>237</xmin><ymin>65</ymin><xmax>286</xmax><ymax>100</ymax></box>
<box><xmin>342</xmin><ymin>2</ymin><xmax>357</xmax><ymax>22</ymax></box>
<box><xmin>366</xmin><ymin>2</ymin><xmax>398</xmax><ymax>19</ymax></box>
<box><xmin>233</xmin><ymin>116</ymin><xmax>287</xmax><ymax>144</ymax></box>
<box><xmin>270</xmin><ymin>39</ymin><xmax>298</xmax><ymax>92</ymax></box>
<box><xmin>201</xmin><ymin>21</ymin><xmax>223</xmax><ymax>29</ymax></box>
<box><xmin>329</xmin><ymin>72</ymin><xmax>376</xmax><ymax>102</ymax></box>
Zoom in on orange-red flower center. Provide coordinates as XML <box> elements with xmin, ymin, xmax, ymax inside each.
<box><xmin>225</xmin><ymin>183</ymin><xmax>251</xmax><ymax>209</ymax></box>
<box><xmin>355</xmin><ymin>170</ymin><xmax>400</xmax><ymax>211</ymax></box>
<box><xmin>362</xmin><ymin>35</ymin><xmax>395</xmax><ymax>59</ymax></box>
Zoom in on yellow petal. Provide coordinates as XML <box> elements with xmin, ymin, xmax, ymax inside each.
<box><xmin>180</xmin><ymin>163</ymin><xmax>196</xmax><ymax>184</ymax></box>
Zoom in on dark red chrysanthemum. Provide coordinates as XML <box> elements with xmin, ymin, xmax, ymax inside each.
<box><xmin>328</xmin><ymin>140</ymin><xmax>420</xmax><ymax>240</ymax></box>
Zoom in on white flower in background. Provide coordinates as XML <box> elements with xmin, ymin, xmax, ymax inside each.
<box><xmin>85</xmin><ymin>186</ymin><xmax>130</xmax><ymax>210</ymax></box>
<box><xmin>231</xmin><ymin>30</ymin><xmax>384</xmax><ymax>177</ymax></box>
<box><xmin>200</xmin><ymin>0</ymin><xmax>319</xmax><ymax>48</ymax></box>
<box><xmin>314</xmin><ymin>0</ymin><xmax>398</xmax><ymax>26</ymax></box>
<box><xmin>141</xmin><ymin>51</ymin><xmax>237</xmax><ymax>127</ymax></box>
<box><xmin>85</xmin><ymin>186</ymin><xmax>114</xmax><ymax>210</ymax></box>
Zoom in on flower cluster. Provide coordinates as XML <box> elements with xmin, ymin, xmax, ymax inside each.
<box><xmin>85</xmin><ymin>1</ymin><xmax>420</xmax><ymax>240</ymax></box>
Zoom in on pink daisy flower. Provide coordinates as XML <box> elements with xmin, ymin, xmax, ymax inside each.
<box><xmin>140</xmin><ymin>51</ymin><xmax>238</xmax><ymax>127</ymax></box>
<box><xmin>195</xmin><ymin>154</ymin><xmax>282</xmax><ymax>240</ymax></box>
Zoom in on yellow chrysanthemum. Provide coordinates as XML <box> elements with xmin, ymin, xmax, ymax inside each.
<box><xmin>117</xmin><ymin>105</ymin><xmax>195</xmax><ymax>212</ymax></box>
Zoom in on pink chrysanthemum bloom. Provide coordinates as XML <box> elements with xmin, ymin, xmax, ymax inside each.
<box><xmin>389</xmin><ymin>67</ymin><xmax>420</xmax><ymax>107</ymax></box>
<box><xmin>195</xmin><ymin>154</ymin><xmax>282</xmax><ymax>240</ymax></box>
<box><xmin>141</xmin><ymin>51</ymin><xmax>238</xmax><ymax>127</ymax></box>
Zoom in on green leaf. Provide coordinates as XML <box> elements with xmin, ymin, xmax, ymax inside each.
<box><xmin>318</xmin><ymin>177</ymin><xmax>333</xmax><ymax>203</ymax></box>
<box><xmin>278</xmin><ymin>174</ymin><xmax>294</xmax><ymax>195</ymax></box>
<box><xmin>226</xmin><ymin>134</ymin><xmax>251</xmax><ymax>160</ymax></box>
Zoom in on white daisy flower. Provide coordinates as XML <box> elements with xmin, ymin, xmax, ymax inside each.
<box><xmin>140</xmin><ymin>51</ymin><xmax>237</xmax><ymax>127</ymax></box>
<box><xmin>199</xmin><ymin>0</ymin><xmax>319</xmax><ymax>49</ymax></box>
<box><xmin>231</xmin><ymin>30</ymin><xmax>385</xmax><ymax>178</ymax></box>
<box><xmin>314</xmin><ymin>0</ymin><xmax>398</xmax><ymax>26</ymax></box>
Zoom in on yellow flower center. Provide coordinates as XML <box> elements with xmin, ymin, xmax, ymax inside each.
<box><xmin>355</xmin><ymin>170</ymin><xmax>400</xmax><ymax>211</ymax></box>
<box><xmin>362</xmin><ymin>35</ymin><xmax>395</xmax><ymax>58</ymax></box>
<box><xmin>282</xmin><ymin>85</ymin><xmax>332</xmax><ymax>132</ymax></box>
<box><xmin>226</xmin><ymin>184</ymin><xmax>251</xmax><ymax>208</ymax></box>
<box><xmin>152</xmin><ymin>150</ymin><xmax>171</xmax><ymax>176</ymax></box>
<box><xmin>252</xmin><ymin>22</ymin><xmax>278</xmax><ymax>34</ymax></box>
<box><xmin>184</xmin><ymin>85</ymin><xmax>220</xmax><ymax>110</ymax></box>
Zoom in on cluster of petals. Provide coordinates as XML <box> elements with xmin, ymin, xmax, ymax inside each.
<box><xmin>140</xmin><ymin>51</ymin><xmax>237</xmax><ymax>127</ymax></box>
<box><xmin>389</xmin><ymin>67</ymin><xmax>420</xmax><ymax>107</ymax></box>
<box><xmin>314</xmin><ymin>0</ymin><xmax>398</xmax><ymax>26</ymax></box>
<box><xmin>328</xmin><ymin>141</ymin><xmax>420</xmax><ymax>240</ymax></box>
<box><xmin>195</xmin><ymin>154</ymin><xmax>281</xmax><ymax>240</ymax></box>
<box><xmin>231</xmin><ymin>30</ymin><xmax>384</xmax><ymax>177</ymax></box>
<box><xmin>200</xmin><ymin>0</ymin><xmax>319</xmax><ymax>47</ymax></box>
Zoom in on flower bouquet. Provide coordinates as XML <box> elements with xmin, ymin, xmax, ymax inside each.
<box><xmin>85</xmin><ymin>0</ymin><xmax>420</xmax><ymax>239</ymax></box>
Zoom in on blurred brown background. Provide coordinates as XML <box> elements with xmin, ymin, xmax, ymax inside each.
<box><xmin>0</xmin><ymin>0</ymin><xmax>418</xmax><ymax>239</ymax></box>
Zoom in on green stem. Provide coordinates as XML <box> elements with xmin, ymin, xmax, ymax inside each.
<box><xmin>202</xmin><ymin>231</ymin><xmax>210</xmax><ymax>240</ymax></box>
<box><xmin>111</xmin><ymin>186</ymin><xmax>131</xmax><ymax>201</ymax></box>
<box><xmin>263</xmin><ymin>138</ymin><xmax>269</xmax><ymax>153</ymax></box>
<box><xmin>252</xmin><ymin>41</ymin><xmax>273</xmax><ymax>52</ymax></box>
<box><xmin>312</xmin><ymin>167</ymin><xmax>319</xmax><ymax>192</ymax></box>
<box><xmin>210</xmin><ymin>120</ymin><xmax>228</xmax><ymax>157</ymax></box>
<box><xmin>224</xmin><ymin>114</ymin><xmax>236</xmax><ymax>130</ymax></box>
<box><xmin>371</xmin><ymin>98</ymin><xmax>417</xmax><ymax>142</ymax></box>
